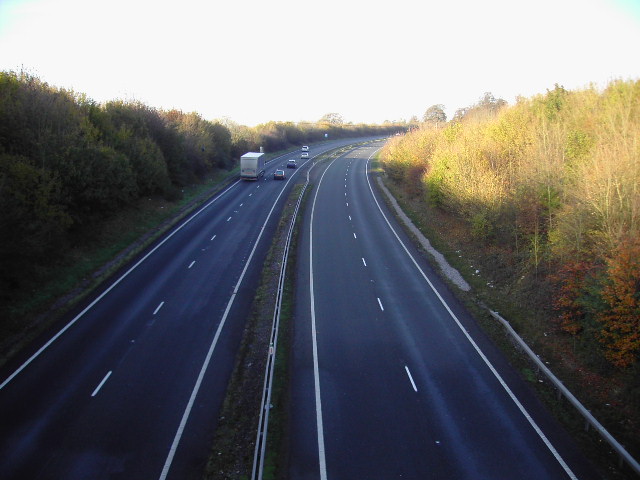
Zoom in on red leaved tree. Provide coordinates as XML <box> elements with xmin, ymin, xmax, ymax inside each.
<box><xmin>598</xmin><ymin>238</ymin><xmax>640</xmax><ymax>368</ymax></box>
<box><xmin>552</xmin><ymin>260</ymin><xmax>598</xmax><ymax>335</ymax></box>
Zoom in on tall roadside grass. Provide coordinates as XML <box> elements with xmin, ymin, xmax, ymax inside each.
<box><xmin>380</xmin><ymin>80</ymin><xmax>640</xmax><ymax>465</ymax></box>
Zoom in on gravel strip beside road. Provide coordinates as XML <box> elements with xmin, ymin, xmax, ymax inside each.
<box><xmin>376</xmin><ymin>177</ymin><xmax>471</xmax><ymax>292</ymax></box>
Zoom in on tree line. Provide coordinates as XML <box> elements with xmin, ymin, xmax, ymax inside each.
<box><xmin>382</xmin><ymin>80</ymin><xmax>640</xmax><ymax>373</ymax></box>
<box><xmin>0</xmin><ymin>70</ymin><xmax>400</xmax><ymax>304</ymax></box>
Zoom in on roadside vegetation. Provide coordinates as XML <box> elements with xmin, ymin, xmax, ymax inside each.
<box><xmin>0</xmin><ymin>70</ymin><xmax>401</xmax><ymax>354</ymax></box>
<box><xmin>4</xmin><ymin>65</ymin><xmax>638</xmax><ymax>476</ymax></box>
<box><xmin>379</xmin><ymin>80</ymin><xmax>640</xmax><ymax>473</ymax></box>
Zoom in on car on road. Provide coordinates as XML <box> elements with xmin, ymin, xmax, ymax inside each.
<box><xmin>287</xmin><ymin>159</ymin><xmax>297</xmax><ymax>168</ymax></box>
<box><xmin>301</xmin><ymin>152</ymin><xmax>309</xmax><ymax>159</ymax></box>
<box><xmin>301</xmin><ymin>145</ymin><xmax>309</xmax><ymax>151</ymax></box>
<box><xmin>273</xmin><ymin>169</ymin><xmax>286</xmax><ymax>180</ymax></box>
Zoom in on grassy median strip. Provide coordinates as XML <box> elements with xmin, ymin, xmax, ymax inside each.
<box><xmin>204</xmin><ymin>180</ymin><xmax>308</xmax><ymax>480</ymax></box>
<box><xmin>203</xmin><ymin>146</ymin><xmax>357</xmax><ymax>479</ymax></box>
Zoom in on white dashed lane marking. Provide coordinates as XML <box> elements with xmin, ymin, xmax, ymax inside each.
<box><xmin>153</xmin><ymin>302</ymin><xmax>165</xmax><ymax>315</ymax></box>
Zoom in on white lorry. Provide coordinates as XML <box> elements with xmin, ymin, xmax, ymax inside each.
<box><xmin>240</xmin><ymin>152</ymin><xmax>265</xmax><ymax>180</ymax></box>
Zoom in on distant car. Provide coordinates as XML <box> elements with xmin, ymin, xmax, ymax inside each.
<box><xmin>287</xmin><ymin>159</ymin><xmax>297</xmax><ymax>168</ymax></box>
<box><xmin>273</xmin><ymin>169</ymin><xmax>286</xmax><ymax>180</ymax></box>
<box><xmin>301</xmin><ymin>152</ymin><xmax>309</xmax><ymax>159</ymax></box>
<box><xmin>301</xmin><ymin>145</ymin><xmax>309</xmax><ymax>151</ymax></box>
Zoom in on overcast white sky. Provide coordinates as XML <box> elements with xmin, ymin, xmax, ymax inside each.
<box><xmin>1</xmin><ymin>0</ymin><xmax>639</xmax><ymax>126</ymax></box>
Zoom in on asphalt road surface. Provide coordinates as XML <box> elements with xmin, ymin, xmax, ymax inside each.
<box><xmin>0</xmin><ymin>137</ymin><xmax>380</xmax><ymax>480</ymax></box>
<box><xmin>289</xmin><ymin>142</ymin><xmax>600</xmax><ymax>480</ymax></box>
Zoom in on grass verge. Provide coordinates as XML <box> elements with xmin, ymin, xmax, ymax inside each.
<box><xmin>0</xmin><ymin>146</ymin><xmax>298</xmax><ymax>367</ymax></box>
<box><xmin>0</xmin><ymin>167</ymin><xmax>241</xmax><ymax>367</ymax></box>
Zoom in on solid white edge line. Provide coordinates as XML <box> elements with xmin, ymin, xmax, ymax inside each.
<box><xmin>159</xmin><ymin>156</ymin><xmax>300</xmax><ymax>480</ymax></box>
<box><xmin>404</xmin><ymin>366</ymin><xmax>418</xmax><ymax>392</ymax></box>
<box><xmin>159</xmin><ymin>291</ymin><xmax>236</xmax><ymax>480</ymax></box>
<box><xmin>0</xmin><ymin>179</ymin><xmax>242</xmax><ymax>391</ymax></box>
<box><xmin>91</xmin><ymin>371</ymin><xmax>112</xmax><ymax>397</ymax></box>
<box><xmin>252</xmin><ymin>161</ymin><xmax>312</xmax><ymax>479</ymax></box>
<box><xmin>364</xmin><ymin>150</ymin><xmax>578</xmax><ymax>480</ymax></box>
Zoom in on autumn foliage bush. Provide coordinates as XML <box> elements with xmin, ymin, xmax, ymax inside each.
<box><xmin>598</xmin><ymin>238</ymin><xmax>640</xmax><ymax>368</ymax></box>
